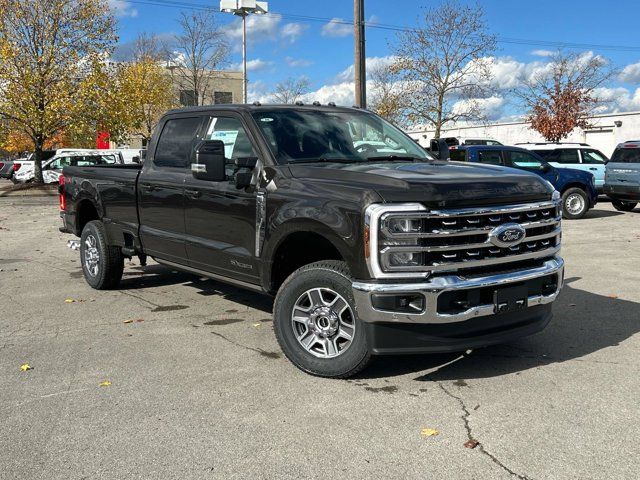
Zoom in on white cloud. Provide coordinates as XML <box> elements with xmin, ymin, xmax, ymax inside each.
<box><xmin>285</xmin><ymin>56</ymin><xmax>314</xmax><ymax>67</ymax></box>
<box><xmin>619</xmin><ymin>61</ymin><xmax>640</xmax><ymax>83</ymax></box>
<box><xmin>281</xmin><ymin>22</ymin><xmax>307</xmax><ymax>44</ymax></box>
<box><xmin>531</xmin><ymin>49</ymin><xmax>555</xmax><ymax>57</ymax></box>
<box><xmin>321</xmin><ymin>18</ymin><xmax>352</xmax><ymax>37</ymax></box>
<box><xmin>108</xmin><ymin>0</ymin><xmax>137</xmax><ymax>18</ymax></box>
<box><xmin>333</xmin><ymin>56</ymin><xmax>397</xmax><ymax>83</ymax></box>
<box><xmin>229</xmin><ymin>58</ymin><xmax>273</xmax><ymax>72</ymax></box>
<box><xmin>452</xmin><ymin>96</ymin><xmax>507</xmax><ymax>121</ymax></box>
<box><xmin>225</xmin><ymin>13</ymin><xmax>281</xmax><ymax>46</ymax></box>
<box><xmin>594</xmin><ymin>86</ymin><xmax>640</xmax><ymax>112</ymax></box>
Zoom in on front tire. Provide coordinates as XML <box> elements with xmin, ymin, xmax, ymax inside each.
<box><xmin>80</xmin><ymin>220</ymin><xmax>124</xmax><ymax>290</ymax></box>
<box><xmin>562</xmin><ymin>188</ymin><xmax>589</xmax><ymax>219</ymax></box>
<box><xmin>612</xmin><ymin>200</ymin><xmax>637</xmax><ymax>212</ymax></box>
<box><xmin>273</xmin><ymin>260</ymin><xmax>371</xmax><ymax>378</ymax></box>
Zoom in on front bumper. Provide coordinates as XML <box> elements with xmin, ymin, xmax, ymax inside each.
<box><xmin>352</xmin><ymin>257</ymin><xmax>564</xmax><ymax>354</ymax></box>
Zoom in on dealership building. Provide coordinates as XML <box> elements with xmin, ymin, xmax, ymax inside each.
<box><xmin>406</xmin><ymin>110</ymin><xmax>640</xmax><ymax>157</ymax></box>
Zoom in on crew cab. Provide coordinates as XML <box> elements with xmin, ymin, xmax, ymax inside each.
<box><xmin>60</xmin><ymin>104</ymin><xmax>564</xmax><ymax>378</ymax></box>
<box><xmin>449</xmin><ymin>145</ymin><xmax>597</xmax><ymax>219</ymax></box>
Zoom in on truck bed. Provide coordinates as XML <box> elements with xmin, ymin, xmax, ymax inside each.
<box><xmin>62</xmin><ymin>164</ymin><xmax>142</xmax><ymax>243</ymax></box>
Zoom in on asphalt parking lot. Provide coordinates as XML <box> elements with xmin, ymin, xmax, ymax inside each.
<box><xmin>1</xmin><ymin>190</ymin><xmax>639</xmax><ymax>480</ymax></box>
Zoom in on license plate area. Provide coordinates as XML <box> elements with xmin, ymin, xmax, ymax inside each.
<box><xmin>493</xmin><ymin>285</ymin><xmax>528</xmax><ymax>314</ymax></box>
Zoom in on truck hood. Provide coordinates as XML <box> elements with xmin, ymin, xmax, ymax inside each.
<box><xmin>287</xmin><ymin>160</ymin><xmax>553</xmax><ymax>207</ymax></box>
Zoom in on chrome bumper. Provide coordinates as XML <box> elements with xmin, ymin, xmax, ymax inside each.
<box><xmin>352</xmin><ymin>257</ymin><xmax>564</xmax><ymax>325</ymax></box>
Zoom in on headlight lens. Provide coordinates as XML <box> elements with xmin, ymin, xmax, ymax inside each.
<box><xmin>386</xmin><ymin>217</ymin><xmax>422</xmax><ymax>234</ymax></box>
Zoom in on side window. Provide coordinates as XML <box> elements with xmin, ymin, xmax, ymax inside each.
<box><xmin>555</xmin><ymin>149</ymin><xmax>579</xmax><ymax>164</ymax></box>
<box><xmin>581</xmin><ymin>149</ymin><xmax>607</xmax><ymax>164</ymax></box>
<box><xmin>477</xmin><ymin>150</ymin><xmax>503</xmax><ymax>165</ymax></box>
<box><xmin>154</xmin><ymin>117</ymin><xmax>203</xmax><ymax>168</ymax></box>
<box><xmin>203</xmin><ymin>116</ymin><xmax>256</xmax><ymax>176</ymax></box>
<box><xmin>508</xmin><ymin>150</ymin><xmax>544</xmax><ymax>168</ymax></box>
<box><xmin>449</xmin><ymin>150</ymin><xmax>467</xmax><ymax>161</ymax></box>
<box><xmin>48</xmin><ymin>156</ymin><xmax>71</xmax><ymax>170</ymax></box>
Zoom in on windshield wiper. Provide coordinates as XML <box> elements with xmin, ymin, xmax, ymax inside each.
<box><xmin>365</xmin><ymin>155</ymin><xmax>425</xmax><ymax>162</ymax></box>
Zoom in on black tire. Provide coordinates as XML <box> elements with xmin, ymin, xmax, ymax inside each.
<box><xmin>80</xmin><ymin>220</ymin><xmax>124</xmax><ymax>290</ymax></box>
<box><xmin>612</xmin><ymin>200</ymin><xmax>637</xmax><ymax>212</ymax></box>
<box><xmin>273</xmin><ymin>260</ymin><xmax>372</xmax><ymax>378</ymax></box>
<box><xmin>561</xmin><ymin>187</ymin><xmax>589</xmax><ymax>219</ymax></box>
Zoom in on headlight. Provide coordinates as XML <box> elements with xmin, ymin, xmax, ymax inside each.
<box><xmin>552</xmin><ymin>190</ymin><xmax>561</xmax><ymax>202</ymax></box>
<box><xmin>386</xmin><ymin>217</ymin><xmax>422</xmax><ymax>234</ymax></box>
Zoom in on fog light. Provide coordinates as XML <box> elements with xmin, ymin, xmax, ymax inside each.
<box><xmin>371</xmin><ymin>294</ymin><xmax>425</xmax><ymax>313</ymax></box>
<box><xmin>388</xmin><ymin>251</ymin><xmax>422</xmax><ymax>267</ymax></box>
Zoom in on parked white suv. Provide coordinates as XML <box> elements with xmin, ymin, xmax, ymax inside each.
<box><xmin>516</xmin><ymin>142</ymin><xmax>608</xmax><ymax>193</ymax></box>
<box><xmin>14</xmin><ymin>149</ymin><xmax>124</xmax><ymax>184</ymax></box>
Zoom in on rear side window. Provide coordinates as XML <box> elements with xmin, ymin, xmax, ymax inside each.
<box><xmin>154</xmin><ymin>117</ymin><xmax>202</xmax><ymax>168</ymax></box>
<box><xmin>554</xmin><ymin>149</ymin><xmax>579</xmax><ymax>164</ymax></box>
<box><xmin>611</xmin><ymin>148</ymin><xmax>640</xmax><ymax>163</ymax></box>
<box><xmin>477</xmin><ymin>150</ymin><xmax>503</xmax><ymax>165</ymax></box>
<box><xmin>449</xmin><ymin>150</ymin><xmax>467</xmax><ymax>161</ymax></box>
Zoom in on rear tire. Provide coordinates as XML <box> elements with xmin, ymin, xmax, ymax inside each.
<box><xmin>273</xmin><ymin>260</ymin><xmax>371</xmax><ymax>378</ymax></box>
<box><xmin>80</xmin><ymin>220</ymin><xmax>124</xmax><ymax>290</ymax></box>
<box><xmin>612</xmin><ymin>200</ymin><xmax>637</xmax><ymax>212</ymax></box>
<box><xmin>562</xmin><ymin>188</ymin><xmax>589</xmax><ymax>219</ymax></box>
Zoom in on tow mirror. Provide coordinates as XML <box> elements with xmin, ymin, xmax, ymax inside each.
<box><xmin>192</xmin><ymin>140</ymin><xmax>226</xmax><ymax>181</ymax></box>
<box><xmin>436</xmin><ymin>139</ymin><xmax>450</xmax><ymax>160</ymax></box>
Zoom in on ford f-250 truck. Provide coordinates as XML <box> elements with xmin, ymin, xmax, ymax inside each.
<box><xmin>60</xmin><ymin>104</ymin><xmax>564</xmax><ymax>378</ymax></box>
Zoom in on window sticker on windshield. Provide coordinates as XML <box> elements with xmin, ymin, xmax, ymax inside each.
<box><xmin>210</xmin><ymin>130</ymin><xmax>239</xmax><ymax>158</ymax></box>
<box><xmin>260</xmin><ymin>117</ymin><xmax>274</xmax><ymax>122</ymax></box>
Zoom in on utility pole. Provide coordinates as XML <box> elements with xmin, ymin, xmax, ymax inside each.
<box><xmin>354</xmin><ymin>0</ymin><xmax>366</xmax><ymax>108</ymax></box>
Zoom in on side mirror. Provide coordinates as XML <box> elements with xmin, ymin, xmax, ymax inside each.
<box><xmin>192</xmin><ymin>140</ymin><xmax>226</xmax><ymax>181</ymax></box>
<box><xmin>437</xmin><ymin>139</ymin><xmax>450</xmax><ymax>160</ymax></box>
<box><xmin>542</xmin><ymin>163</ymin><xmax>551</xmax><ymax>173</ymax></box>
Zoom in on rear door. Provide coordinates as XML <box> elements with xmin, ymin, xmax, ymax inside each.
<box><xmin>138</xmin><ymin>115</ymin><xmax>205</xmax><ymax>264</ymax></box>
<box><xmin>579</xmin><ymin>149</ymin><xmax>607</xmax><ymax>191</ymax></box>
<box><xmin>183</xmin><ymin>113</ymin><xmax>261</xmax><ymax>283</ymax></box>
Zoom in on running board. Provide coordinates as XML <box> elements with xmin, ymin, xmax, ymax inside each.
<box><xmin>154</xmin><ymin>258</ymin><xmax>265</xmax><ymax>293</ymax></box>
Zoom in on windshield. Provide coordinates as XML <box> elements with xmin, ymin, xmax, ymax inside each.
<box><xmin>251</xmin><ymin>109</ymin><xmax>432</xmax><ymax>164</ymax></box>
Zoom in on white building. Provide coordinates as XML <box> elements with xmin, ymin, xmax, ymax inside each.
<box><xmin>406</xmin><ymin>111</ymin><xmax>640</xmax><ymax>157</ymax></box>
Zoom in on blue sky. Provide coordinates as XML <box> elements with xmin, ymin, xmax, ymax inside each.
<box><xmin>110</xmin><ymin>0</ymin><xmax>640</xmax><ymax>119</ymax></box>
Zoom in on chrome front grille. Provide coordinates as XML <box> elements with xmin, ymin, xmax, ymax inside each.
<box><xmin>372</xmin><ymin>201</ymin><xmax>561</xmax><ymax>276</ymax></box>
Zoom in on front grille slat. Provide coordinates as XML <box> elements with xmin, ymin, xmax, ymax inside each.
<box><xmin>379</xmin><ymin>201</ymin><xmax>561</xmax><ymax>274</ymax></box>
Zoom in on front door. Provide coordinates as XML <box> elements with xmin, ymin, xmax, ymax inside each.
<box><xmin>580</xmin><ymin>148</ymin><xmax>607</xmax><ymax>191</ymax></box>
<box><xmin>138</xmin><ymin>115</ymin><xmax>204</xmax><ymax>264</ymax></box>
<box><xmin>183</xmin><ymin>114</ymin><xmax>260</xmax><ymax>284</ymax></box>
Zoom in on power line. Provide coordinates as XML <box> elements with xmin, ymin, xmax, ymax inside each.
<box><xmin>125</xmin><ymin>0</ymin><xmax>640</xmax><ymax>53</ymax></box>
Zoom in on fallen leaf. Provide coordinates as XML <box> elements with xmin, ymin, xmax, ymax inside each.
<box><xmin>420</xmin><ymin>428</ymin><xmax>439</xmax><ymax>437</ymax></box>
<box><xmin>252</xmin><ymin>323</ymin><xmax>261</xmax><ymax>328</ymax></box>
<box><xmin>135</xmin><ymin>319</ymin><xmax>144</xmax><ymax>323</ymax></box>
<box><xmin>64</xmin><ymin>298</ymin><xmax>75</xmax><ymax>303</ymax></box>
<box><xmin>123</xmin><ymin>319</ymin><xmax>134</xmax><ymax>324</ymax></box>
<box><xmin>20</xmin><ymin>363</ymin><xmax>32</xmax><ymax>372</ymax></box>
<box><xmin>608</xmin><ymin>294</ymin><xmax>619</xmax><ymax>299</ymax></box>
<box><xmin>99</xmin><ymin>380</ymin><xmax>112</xmax><ymax>387</ymax></box>
<box><xmin>464</xmin><ymin>439</ymin><xmax>479</xmax><ymax>449</ymax></box>
<box><xmin>568</xmin><ymin>303</ymin><xmax>576</xmax><ymax>307</ymax></box>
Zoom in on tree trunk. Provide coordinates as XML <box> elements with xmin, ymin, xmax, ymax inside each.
<box><xmin>33</xmin><ymin>136</ymin><xmax>44</xmax><ymax>184</ymax></box>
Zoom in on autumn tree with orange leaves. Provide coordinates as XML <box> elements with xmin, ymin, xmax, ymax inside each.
<box><xmin>519</xmin><ymin>52</ymin><xmax>614</xmax><ymax>143</ymax></box>
<box><xmin>0</xmin><ymin>0</ymin><xmax>117</xmax><ymax>182</ymax></box>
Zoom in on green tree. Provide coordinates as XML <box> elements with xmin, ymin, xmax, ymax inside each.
<box><xmin>0</xmin><ymin>0</ymin><xmax>117</xmax><ymax>182</ymax></box>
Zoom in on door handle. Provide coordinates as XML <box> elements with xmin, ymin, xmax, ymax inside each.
<box><xmin>185</xmin><ymin>189</ymin><xmax>201</xmax><ymax>198</ymax></box>
<box><xmin>589</xmin><ymin>167</ymin><xmax>598</xmax><ymax>171</ymax></box>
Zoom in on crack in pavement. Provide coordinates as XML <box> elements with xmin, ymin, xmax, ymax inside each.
<box><xmin>210</xmin><ymin>330</ymin><xmax>281</xmax><ymax>359</ymax></box>
<box><xmin>436</xmin><ymin>382</ymin><xmax>533</xmax><ymax>480</ymax></box>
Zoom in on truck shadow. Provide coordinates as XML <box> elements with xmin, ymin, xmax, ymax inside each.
<box><xmin>118</xmin><ymin>263</ymin><xmax>273</xmax><ymax>313</ymax></box>
<box><xmin>356</xmin><ymin>277</ymin><xmax>639</xmax><ymax>381</ymax></box>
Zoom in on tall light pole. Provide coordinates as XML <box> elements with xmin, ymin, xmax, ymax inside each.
<box><xmin>354</xmin><ymin>0</ymin><xmax>366</xmax><ymax>108</ymax></box>
<box><xmin>220</xmin><ymin>0</ymin><xmax>268</xmax><ymax>104</ymax></box>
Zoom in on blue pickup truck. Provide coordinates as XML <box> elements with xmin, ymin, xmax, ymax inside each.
<box><xmin>449</xmin><ymin>145</ymin><xmax>598</xmax><ymax>219</ymax></box>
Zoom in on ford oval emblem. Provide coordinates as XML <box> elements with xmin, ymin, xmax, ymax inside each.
<box><xmin>489</xmin><ymin>223</ymin><xmax>526</xmax><ymax>248</ymax></box>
